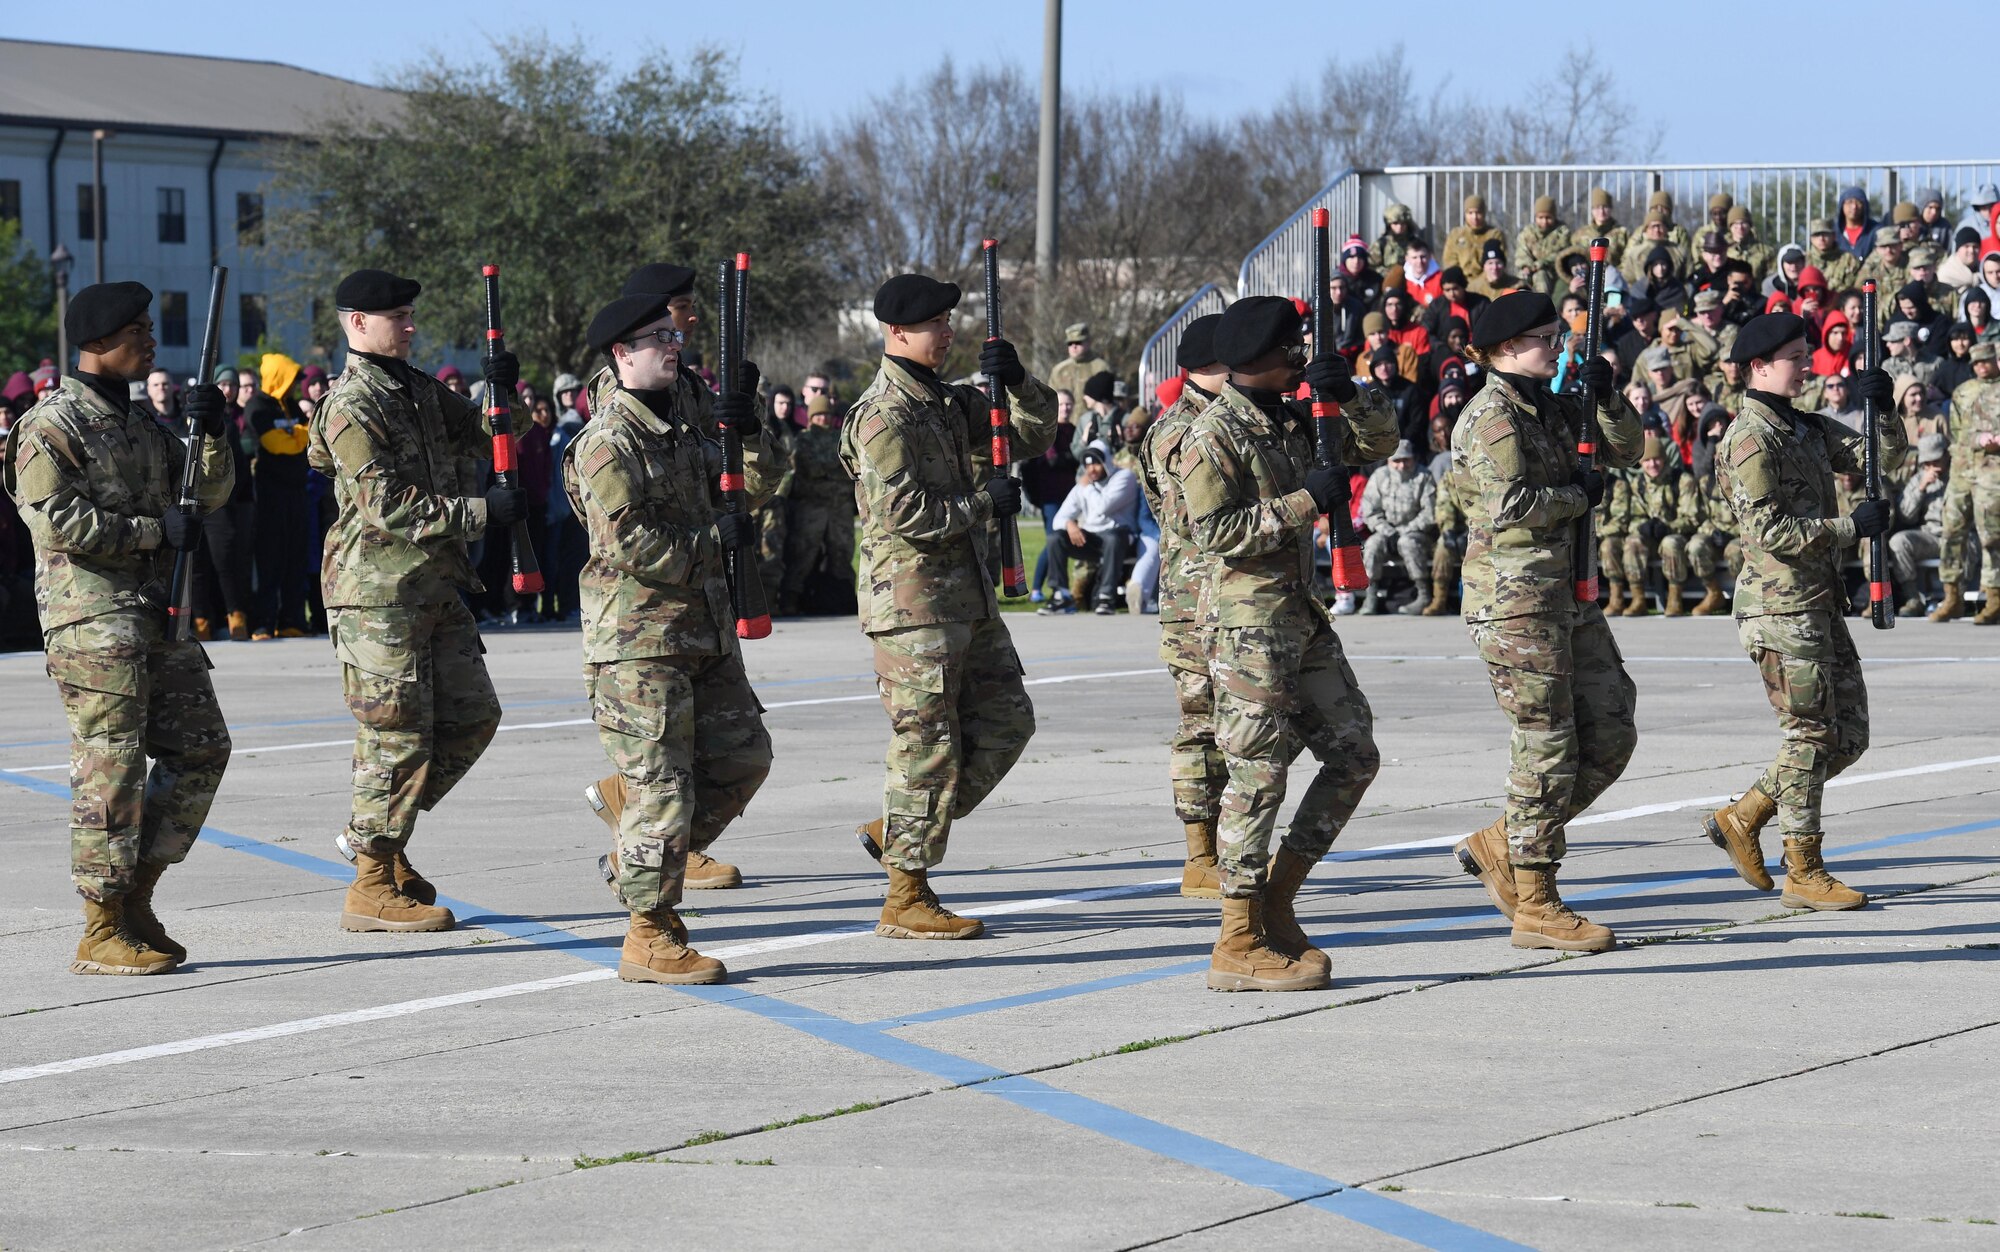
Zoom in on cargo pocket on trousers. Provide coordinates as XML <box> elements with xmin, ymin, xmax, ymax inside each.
<box><xmin>591</xmin><ymin>669</ymin><xmax>669</xmax><ymax>743</ymax></box>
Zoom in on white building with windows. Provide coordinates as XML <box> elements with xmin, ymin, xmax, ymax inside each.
<box><xmin>0</xmin><ymin>38</ymin><xmax>399</xmax><ymax>378</ymax></box>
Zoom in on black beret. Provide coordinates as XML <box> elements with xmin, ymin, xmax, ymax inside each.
<box><xmin>1082</xmin><ymin>371</ymin><xmax>1117</xmax><ymax>403</ymax></box>
<box><xmin>1469</xmin><ymin>290</ymin><xmax>1557</xmax><ymax>349</ymax></box>
<box><xmin>1729</xmin><ymin>312</ymin><xmax>1808</xmax><ymax>365</ymax></box>
<box><xmin>1176</xmin><ymin>313</ymin><xmax>1223</xmax><ymax>370</ymax></box>
<box><xmin>1439</xmin><ymin>266</ymin><xmax>1468</xmax><ymax>287</ymax></box>
<box><xmin>1213</xmin><ymin>295</ymin><xmax>1302</xmax><ymax>368</ymax></box>
<box><xmin>621</xmin><ymin>263</ymin><xmax>698</xmax><ymax>300</ymax></box>
<box><xmin>66</xmin><ymin>281</ymin><xmax>152</xmax><ymax>347</ymax></box>
<box><xmin>873</xmin><ymin>274</ymin><xmax>961</xmax><ymax>326</ymax></box>
<box><xmin>335</xmin><ymin>268</ymin><xmax>421</xmax><ymax>312</ymax></box>
<box><xmin>587</xmin><ymin>292</ymin><xmax>674</xmax><ymax>355</ymax></box>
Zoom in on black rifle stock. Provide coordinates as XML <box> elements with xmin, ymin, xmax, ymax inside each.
<box><xmin>1860</xmin><ymin>280</ymin><xmax>1894</xmax><ymax>630</ymax></box>
<box><xmin>167</xmin><ymin>264</ymin><xmax>228</xmax><ymax>642</ymax></box>
<box><xmin>716</xmin><ymin>254</ymin><xmax>772</xmax><ymax>640</ymax></box>
<box><xmin>479</xmin><ymin>265</ymin><xmax>545</xmax><ymax>598</ymax></box>
<box><xmin>981</xmin><ymin>238</ymin><xmax>1028</xmax><ymax>598</ymax></box>
<box><xmin>1308</xmin><ymin>208</ymin><xmax>1365</xmax><ymax>591</ymax></box>
<box><xmin>1573</xmin><ymin>237</ymin><xmax>1610</xmax><ymax>603</ymax></box>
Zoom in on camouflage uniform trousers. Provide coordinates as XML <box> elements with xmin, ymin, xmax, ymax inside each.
<box><xmin>781</xmin><ymin>500</ymin><xmax>855</xmax><ymax>608</ymax></box>
<box><xmin>1432</xmin><ymin>530</ymin><xmax>1467</xmax><ymax>586</ymax></box>
<box><xmin>1977</xmin><ymin>478</ymin><xmax>2000</xmax><ymax>588</ymax></box>
<box><xmin>1738</xmin><ymin>611</ymin><xmax>1868</xmax><ymax>838</ymax></box>
<box><xmin>1211</xmin><ymin>620</ymin><xmax>1380</xmax><ymax>898</ymax></box>
<box><xmin>44</xmin><ymin>610</ymin><xmax>232</xmax><ymax>900</ymax></box>
<box><xmin>330</xmin><ymin>598</ymin><xmax>501</xmax><ymax>852</ymax></box>
<box><xmin>1887</xmin><ymin>528</ymin><xmax>1940</xmax><ymax>591</ymax></box>
<box><xmin>872</xmin><ymin>617</ymin><xmax>1036</xmax><ymax>871</ymax></box>
<box><xmin>1690</xmin><ymin>531</ymin><xmax>1744</xmax><ymax>580</ymax></box>
<box><xmin>752</xmin><ymin>499</ymin><xmax>787</xmax><ymax>611</ymax></box>
<box><xmin>1936</xmin><ymin>478</ymin><xmax>1982</xmax><ymax>586</ymax></box>
<box><xmin>1159</xmin><ymin>621</ymin><xmax>1225</xmax><ymax>823</ymax></box>
<box><xmin>1622</xmin><ymin>531</ymin><xmax>1691</xmax><ymax>588</ymax></box>
<box><xmin>1363</xmin><ymin>526</ymin><xmax>1434</xmax><ymax>584</ymax></box>
<box><xmin>1597</xmin><ymin>534</ymin><xmax>1624</xmax><ymax>585</ymax></box>
<box><xmin>587</xmin><ymin>651</ymin><xmax>773</xmax><ymax>912</ymax></box>
<box><xmin>1469</xmin><ymin>606</ymin><xmax>1639</xmax><ymax>865</ymax></box>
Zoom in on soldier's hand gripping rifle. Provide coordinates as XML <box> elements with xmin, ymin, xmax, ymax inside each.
<box><xmin>480</xmin><ymin>265</ymin><xmax>545</xmax><ymax>597</ymax></box>
<box><xmin>982</xmin><ymin>238</ymin><xmax>1028</xmax><ymax>598</ymax></box>
<box><xmin>1572</xmin><ymin>237</ymin><xmax>1610</xmax><ymax>603</ymax></box>
<box><xmin>1860</xmin><ymin>279</ymin><xmax>1895</xmax><ymax>630</ymax></box>
<box><xmin>716</xmin><ymin>254</ymin><xmax>773</xmax><ymax>640</ymax></box>
<box><xmin>167</xmin><ymin>264</ymin><xmax>229</xmax><ymax>642</ymax></box>
<box><xmin>1309</xmin><ymin>208</ymin><xmax>1365</xmax><ymax>592</ymax></box>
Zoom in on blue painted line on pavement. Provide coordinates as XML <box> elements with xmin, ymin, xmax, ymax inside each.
<box><xmin>0</xmin><ymin>696</ymin><xmax>588</xmax><ymax>753</ymax></box>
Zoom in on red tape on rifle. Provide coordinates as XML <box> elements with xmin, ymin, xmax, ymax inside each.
<box><xmin>1331</xmin><ymin>546</ymin><xmax>1367</xmax><ymax>591</ymax></box>
<box><xmin>1575</xmin><ymin>575</ymin><xmax>1600</xmax><ymax>603</ymax></box>
<box><xmin>719</xmin><ymin>473</ymin><xmax>744</xmax><ymax>493</ymax></box>
<box><xmin>1870</xmin><ymin>582</ymin><xmax>1889</xmax><ymax>601</ymax></box>
<box><xmin>490</xmin><ymin>432</ymin><xmax>516</xmax><ymax>473</ymax></box>
<box><xmin>737</xmin><ymin>614</ymin><xmax>772</xmax><ymax>640</ymax></box>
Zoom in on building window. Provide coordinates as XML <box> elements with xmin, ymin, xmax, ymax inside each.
<box><xmin>159</xmin><ymin>291</ymin><xmax>190</xmax><ymax>347</ymax></box>
<box><xmin>236</xmin><ymin>192</ymin><xmax>263</xmax><ymax>246</ymax></box>
<box><xmin>239</xmin><ymin>293</ymin><xmax>266</xmax><ymax>348</ymax></box>
<box><xmin>78</xmin><ymin>184</ymin><xmax>106</xmax><ymax>240</ymax></box>
<box><xmin>0</xmin><ymin>180</ymin><xmax>20</xmax><ymax>223</ymax></box>
<box><xmin>158</xmin><ymin>187</ymin><xmax>186</xmax><ymax>244</ymax></box>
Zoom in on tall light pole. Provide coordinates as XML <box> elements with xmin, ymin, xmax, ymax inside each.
<box><xmin>91</xmin><ymin>129</ymin><xmax>110</xmax><ymax>285</ymax></box>
<box><xmin>1034</xmin><ymin>0</ymin><xmax>1061</xmax><ymax>361</ymax></box>
<box><xmin>51</xmin><ymin>243</ymin><xmax>73</xmax><ymax>370</ymax></box>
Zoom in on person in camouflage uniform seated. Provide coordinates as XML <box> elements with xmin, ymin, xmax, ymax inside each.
<box><xmin>1703</xmin><ymin>314</ymin><xmax>1903</xmax><ymax>911</ymax></box>
<box><xmin>308</xmin><ymin>269</ymin><xmax>529</xmax><ymax>934</ymax></box>
<box><xmin>1618</xmin><ymin>434</ymin><xmax>1702</xmax><ymax>616</ymax></box>
<box><xmin>1689</xmin><ymin>456</ymin><xmax>1744</xmax><ymax>616</ymax></box>
<box><xmin>564</xmin><ymin>289</ymin><xmax>780</xmax><ymax>985</ymax></box>
<box><xmin>779</xmin><ymin>393</ymin><xmax>856</xmax><ymax>614</ymax></box>
<box><xmin>5</xmin><ymin>282</ymin><xmax>235</xmax><ymax>974</ymax></box>
<box><xmin>842</xmin><ymin>273</ymin><xmax>1057</xmax><ymax>940</ymax></box>
<box><xmin>1172</xmin><ymin>297</ymin><xmax>1399</xmax><ymax>992</ymax></box>
<box><xmin>1449</xmin><ymin>291</ymin><xmax>1644</xmax><ymax>953</ymax></box>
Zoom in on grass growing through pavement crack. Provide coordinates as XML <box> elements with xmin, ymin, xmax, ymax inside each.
<box><xmin>572</xmin><ymin>1149</ymin><xmax>659</xmax><ymax>1169</ymax></box>
<box><xmin>1378</xmin><ymin>1183</ymin><xmax>1405</xmax><ymax>1192</ymax></box>
<box><xmin>1747</xmin><ymin>1205</ymin><xmax>1786</xmax><ymax>1213</ymax></box>
<box><xmin>1116</xmin><ymin>1034</ymin><xmax>1194</xmax><ymax>1054</ymax></box>
<box><xmin>1835</xmin><ymin>1211</ymin><xmax>1891</xmax><ymax>1219</ymax></box>
<box><xmin>461</xmin><ymin>1181</ymin><xmax>518</xmax><ymax>1196</ymax></box>
<box><xmin>761</xmin><ymin>1100</ymin><xmax>880</xmax><ymax>1131</ymax></box>
<box><xmin>1656</xmin><ymin>1201</ymin><xmax>1698</xmax><ymax>1209</ymax></box>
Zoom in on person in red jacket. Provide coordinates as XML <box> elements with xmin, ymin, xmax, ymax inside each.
<box><xmin>1812</xmin><ymin>310</ymin><xmax>1854</xmax><ymax>377</ymax></box>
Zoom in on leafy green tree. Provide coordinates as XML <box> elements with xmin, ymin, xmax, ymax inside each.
<box><xmin>0</xmin><ymin>219</ymin><xmax>57</xmax><ymax>369</ymax></box>
<box><xmin>265</xmin><ymin>40</ymin><xmax>843</xmax><ymax>382</ymax></box>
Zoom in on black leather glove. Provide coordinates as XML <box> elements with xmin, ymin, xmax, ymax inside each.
<box><xmin>1572</xmin><ymin>468</ymin><xmax>1605</xmax><ymax>506</ymax></box>
<box><xmin>1580</xmin><ymin>355</ymin><xmax>1615</xmax><ymax>397</ymax></box>
<box><xmin>715</xmin><ymin>511</ymin><xmax>753</xmax><ymax>550</ymax></box>
<box><xmin>1303</xmin><ymin>464</ymin><xmax>1349</xmax><ymax>513</ymax></box>
<box><xmin>1304</xmin><ymin>352</ymin><xmax>1359</xmax><ymax>402</ymax></box>
<box><xmin>1848</xmin><ymin>498</ymin><xmax>1891</xmax><ymax>538</ymax></box>
<box><xmin>185</xmin><ymin>384</ymin><xmax>228</xmax><ymax>438</ymax></box>
<box><xmin>738</xmin><ymin>359</ymin><xmax>761</xmax><ymax>398</ymax></box>
<box><xmin>160</xmin><ymin>507</ymin><xmax>202</xmax><ymax>551</ymax></box>
<box><xmin>982</xmin><ymin>475</ymin><xmax>1022</xmax><ymax>518</ymax></box>
<box><xmin>481</xmin><ymin>350</ymin><xmax>519</xmax><ymax>397</ymax></box>
<box><xmin>716</xmin><ymin>391</ymin><xmax>758</xmax><ymax>436</ymax></box>
<box><xmin>979</xmin><ymin>338</ymin><xmax>1026</xmax><ymax>388</ymax></box>
<box><xmin>1640</xmin><ymin>518</ymin><xmax>1669</xmax><ymax>544</ymax></box>
<box><xmin>484</xmin><ymin>484</ymin><xmax>525</xmax><ymax>529</ymax></box>
<box><xmin>1851</xmin><ymin>367</ymin><xmax>1893</xmax><ymax>411</ymax></box>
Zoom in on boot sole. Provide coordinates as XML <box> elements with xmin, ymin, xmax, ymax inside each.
<box><xmin>618</xmin><ymin>961</ymin><xmax>726</xmax><ymax>984</ymax></box>
<box><xmin>341</xmin><ymin>912</ymin><xmax>455</xmax><ymax>933</ymax></box>
<box><xmin>1779</xmin><ymin>890</ymin><xmax>1868</xmax><ymax>911</ymax></box>
<box><xmin>684</xmin><ymin>872</ymin><xmax>743</xmax><ymax>890</ymax></box>
<box><xmin>1205</xmin><ymin>969</ymin><xmax>1329</xmax><ymax>992</ymax></box>
<box><xmin>1510</xmin><ymin>933</ymin><xmax>1615</xmax><ymax>952</ymax></box>
<box><xmin>1179</xmin><ymin>883</ymin><xmax>1222</xmax><ymax>899</ymax></box>
<box><xmin>875</xmin><ymin>921</ymin><xmax>984</xmax><ymax>940</ymax></box>
<box><xmin>1702</xmin><ymin>817</ymin><xmax>1775</xmax><ymax>891</ymax></box>
<box><xmin>71</xmin><ymin>958</ymin><xmax>178</xmax><ymax>975</ymax></box>
<box><xmin>1454</xmin><ymin>842</ymin><xmax>1518</xmax><ymax>920</ymax></box>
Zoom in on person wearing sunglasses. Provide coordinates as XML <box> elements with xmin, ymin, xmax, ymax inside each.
<box><xmin>1448</xmin><ymin>289</ymin><xmax>1644</xmax><ymax>953</ymax></box>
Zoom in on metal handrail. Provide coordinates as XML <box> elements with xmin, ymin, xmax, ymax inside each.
<box><xmin>1236</xmin><ymin>169</ymin><xmax>1360</xmax><ymax>300</ymax></box>
<box><xmin>1136</xmin><ymin>282</ymin><xmax>1228</xmax><ymax>408</ymax></box>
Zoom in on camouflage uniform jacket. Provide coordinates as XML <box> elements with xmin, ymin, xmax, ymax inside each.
<box><xmin>1570</xmin><ymin>220</ymin><xmax>1630</xmax><ymax>267</ymax></box>
<box><xmin>1695</xmin><ymin>470</ymin><xmax>1738</xmax><ymax>540</ymax></box>
<box><xmin>1898</xmin><ymin>469</ymin><xmax>1948</xmax><ymax>536</ymax></box>
<box><xmin>1137</xmin><ymin>384</ymin><xmax>1217</xmax><ymax>626</ymax></box>
<box><xmin>4</xmin><ymin>375</ymin><xmax>234</xmax><ymax>631</ymax></box>
<box><xmin>1618</xmin><ymin>466</ymin><xmax>1701</xmax><ymax>535</ymax></box>
<box><xmin>1808</xmin><ymin>246</ymin><xmax>1861</xmax><ymax>294</ymax></box>
<box><xmin>1621</xmin><ymin>227</ymin><xmax>1693</xmax><ymax>283</ymax></box>
<box><xmin>1729</xmin><ymin>235</ymin><xmax>1775</xmax><ymax>284</ymax></box>
<box><xmin>1717</xmin><ymin>394</ymin><xmax>1907</xmax><ymax>618</ymax></box>
<box><xmin>1442</xmin><ymin>224</ymin><xmax>1506</xmax><ymax>277</ymax></box>
<box><xmin>1369</xmin><ymin>228</ymin><xmax>1419</xmax><ymax>273</ymax></box>
<box><xmin>1855</xmin><ymin>254</ymin><xmax>1909</xmax><ymax>308</ymax></box>
<box><xmin>1177</xmin><ymin>382</ymin><xmax>1398</xmax><ymax>632</ymax></box>
<box><xmin>1436</xmin><ymin>454</ymin><xmax>1475</xmax><ymax>532</ymax></box>
<box><xmin>1046</xmin><ymin>353</ymin><xmax>1113</xmax><ymax>405</ymax></box>
<box><xmin>1452</xmin><ymin>372</ymin><xmax>1644</xmax><ymax>621</ymax></box>
<box><xmin>789</xmin><ymin>424</ymin><xmax>852</xmax><ymax>506</ymax></box>
<box><xmin>1515</xmin><ymin>222</ymin><xmax>1573</xmax><ymax>293</ymax></box>
<box><xmin>563</xmin><ymin>381</ymin><xmax>775</xmax><ymax>663</ymax></box>
<box><xmin>1360</xmin><ymin>462</ymin><xmax>1437</xmax><ymax>533</ymax></box>
<box><xmin>840</xmin><ymin>355</ymin><xmax>1057</xmax><ymax>633</ymax></box>
<box><xmin>582</xmin><ymin>366</ymin><xmax>779</xmax><ymax>506</ymax></box>
<box><xmin>765</xmin><ymin>418</ymin><xmax>796</xmax><ymax>500</ymax></box>
<box><xmin>1951</xmin><ymin>378</ymin><xmax>2000</xmax><ymax>487</ymax></box>
<box><xmin>1596</xmin><ymin>471</ymin><xmax>1633</xmax><ymax>539</ymax></box>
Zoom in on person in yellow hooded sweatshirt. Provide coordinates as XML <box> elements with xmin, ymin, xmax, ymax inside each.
<box><xmin>250</xmin><ymin>352</ymin><xmax>312</xmax><ymax>638</ymax></box>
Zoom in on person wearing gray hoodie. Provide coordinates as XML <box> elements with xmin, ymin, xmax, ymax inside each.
<box><xmin>1042</xmin><ymin>438</ymin><xmax>1139</xmax><ymax>614</ymax></box>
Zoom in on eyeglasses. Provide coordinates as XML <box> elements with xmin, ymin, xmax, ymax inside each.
<box><xmin>625</xmin><ymin>328</ymin><xmax>685</xmax><ymax>349</ymax></box>
<box><xmin>1515</xmin><ymin>330</ymin><xmax>1562</xmax><ymax>348</ymax></box>
<box><xmin>803</xmin><ymin>383</ymin><xmax>828</xmax><ymax>393</ymax></box>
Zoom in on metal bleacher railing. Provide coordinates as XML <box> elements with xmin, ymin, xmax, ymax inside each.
<box><xmin>1135</xmin><ymin>282</ymin><xmax>1230</xmax><ymax>406</ymax></box>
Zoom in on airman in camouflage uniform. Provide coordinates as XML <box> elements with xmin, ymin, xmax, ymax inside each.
<box><xmin>1441</xmin><ymin>195</ymin><xmax>1506</xmax><ymax>277</ymax></box>
<box><xmin>843</xmin><ymin>273</ymin><xmax>1057</xmax><ymax>939</ymax></box>
<box><xmin>1370</xmin><ymin>203</ymin><xmax>1423</xmax><ymax>273</ymax></box>
<box><xmin>1703</xmin><ymin>314</ymin><xmax>1903</xmax><ymax>910</ymax></box>
<box><xmin>1570</xmin><ymin>189</ymin><xmax>1630</xmax><ymax>269</ymax></box>
<box><xmin>1174</xmin><ymin>295</ymin><xmax>1399</xmax><ymax>992</ymax></box>
<box><xmin>1045</xmin><ymin>322</ymin><xmax>1113</xmax><ymax>408</ymax></box>
<box><xmin>1805</xmin><ymin>221</ymin><xmax>1861</xmax><ymax>295</ymax></box>
<box><xmin>1957</xmin><ymin>356</ymin><xmax>2000</xmax><ymax>625</ymax></box>
<box><xmin>779</xmin><ymin>394</ymin><xmax>856</xmax><ymax>614</ymax></box>
<box><xmin>1688</xmin><ymin>466</ymin><xmax>1742</xmax><ymax>615</ymax></box>
<box><xmin>1596</xmin><ymin>470</ymin><xmax>1634</xmax><ymax>614</ymax></box>
<box><xmin>1424</xmin><ymin>451</ymin><xmax>1474</xmax><ymax>615</ymax></box>
<box><xmin>1449</xmin><ymin>290</ymin><xmax>1644</xmax><ymax>953</ymax></box>
<box><xmin>1135</xmin><ymin>315</ymin><xmax>1228</xmax><ymax>898</ymax></box>
<box><xmin>1928</xmin><ymin>354</ymin><xmax>1996</xmax><ymax>620</ymax></box>
<box><xmin>1359</xmin><ymin>439</ymin><xmax>1438</xmax><ymax>612</ymax></box>
<box><xmin>752</xmin><ymin>395</ymin><xmax>795</xmax><ymax>608</ymax></box>
<box><xmin>1515</xmin><ymin>196</ymin><xmax>1573</xmax><ymax>295</ymax></box>
<box><xmin>308</xmin><ymin>269</ymin><xmax>527</xmax><ymax>934</ymax></box>
<box><xmin>5</xmin><ymin>282</ymin><xmax>234</xmax><ymax>974</ymax></box>
<box><xmin>565</xmin><ymin>290</ymin><xmax>779</xmax><ymax>984</ymax></box>
<box><xmin>1725</xmin><ymin>207</ymin><xmax>1774</xmax><ymax>285</ymax></box>
<box><xmin>1855</xmin><ymin>230</ymin><xmax>1910</xmax><ymax>308</ymax></box>
<box><xmin>1619</xmin><ymin>435</ymin><xmax>1702</xmax><ymax>616</ymax></box>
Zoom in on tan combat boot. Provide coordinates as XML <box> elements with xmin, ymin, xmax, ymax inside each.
<box><xmin>1453</xmin><ymin>817</ymin><xmax>1517</xmax><ymax>920</ymax></box>
<box><xmin>684</xmin><ymin>848</ymin><xmax>743</xmax><ymax>889</ymax></box>
<box><xmin>1779</xmin><ymin>835</ymin><xmax>1867</xmax><ymax>910</ymax></box>
<box><xmin>618</xmin><ymin>910</ymin><xmax>724</xmax><ymax>984</ymax></box>
<box><xmin>337</xmin><ymin>832</ymin><xmax>439</xmax><ymax>905</ymax></box>
<box><xmin>1207</xmin><ymin>896</ymin><xmax>1327</xmax><ymax>992</ymax></box>
<box><xmin>1664</xmin><ymin>584</ymin><xmax>1687</xmax><ymax>617</ymax></box>
<box><xmin>1603</xmin><ymin>578</ymin><xmax>1625</xmax><ymax>616</ymax></box>
<box><xmin>1621</xmin><ymin>589</ymin><xmax>1650</xmax><ymax>617</ymax></box>
<box><xmin>72</xmin><ymin>896</ymin><xmax>178</xmax><ymax>975</ymax></box>
<box><xmin>1974</xmin><ymin>590</ymin><xmax>2000</xmax><ymax>625</ymax></box>
<box><xmin>122</xmin><ymin>859</ymin><xmax>187</xmax><ymax>963</ymax></box>
<box><xmin>1180</xmin><ymin>820</ymin><xmax>1221</xmax><ymax>899</ymax></box>
<box><xmin>1510</xmin><ymin>866</ymin><xmax>1614</xmax><ymax>952</ymax></box>
<box><xmin>1690</xmin><ymin>575</ymin><xmax>1726</xmax><ymax>616</ymax></box>
<box><xmin>1422</xmin><ymin>572</ymin><xmax>1453</xmax><ymax>615</ymax></box>
<box><xmin>877</xmin><ymin>865</ymin><xmax>983</xmax><ymax>940</ymax></box>
<box><xmin>1929</xmin><ymin>584</ymin><xmax>1964</xmax><ymax>622</ymax></box>
<box><xmin>584</xmin><ymin>774</ymin><xmax>627</xmax><ymax>833</ymax></box>
<box><xmin>1260</xmin><ymin>848</ymin><xmax>1330</xmax><ymax>977</ymax></box>
<box><xmin>341</xmin><ymin>847</ymin><xmax>455</xmax><ymax>932</ymax></box>
<box><xmin>1704</xmin><ymin>784</ymin><xmax>1776</xmax><ymax>890</ymax></box>
<box><xmin>226</xmin><ymin>610</ymin><xmax>250</xmax><ymax>641</ymax></box>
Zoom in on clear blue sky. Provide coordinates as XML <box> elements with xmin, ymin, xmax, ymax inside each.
<box><xmin>12</xmin><ymin>1</ymin><xmax>1990</xmax><ymax>165</ymax></box>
